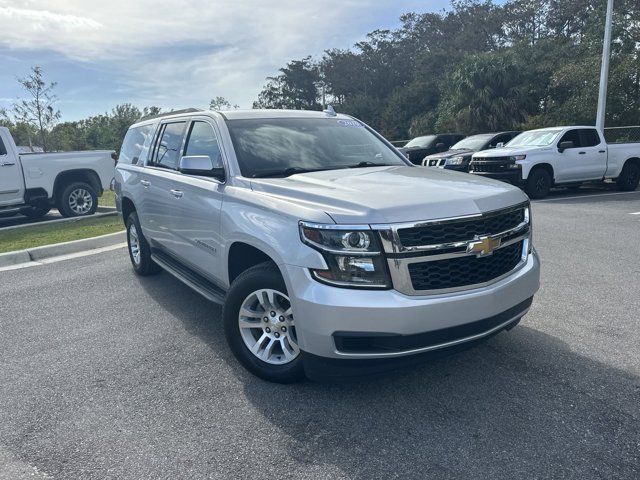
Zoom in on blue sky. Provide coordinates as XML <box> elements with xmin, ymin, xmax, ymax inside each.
<box><xmin>0</xmin><ymin>1</ymin><xmax>451</xmax><ymax>121</ymax></box>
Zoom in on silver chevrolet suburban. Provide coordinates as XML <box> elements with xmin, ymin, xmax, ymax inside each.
<box><xmin>114</xmin><ymin>108</ymin><xmax>540</xmax><ymax>383</ymax></box>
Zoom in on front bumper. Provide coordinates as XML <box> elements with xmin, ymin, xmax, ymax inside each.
<box><xmin>282</xmin><ymin>249</ymin><xmax>540</xmax><ymax>362</ymax></box>
<box><xmin>470</xmin><ymin>170</ymin><xmax>523</xmax><ymax>185</ymax></box>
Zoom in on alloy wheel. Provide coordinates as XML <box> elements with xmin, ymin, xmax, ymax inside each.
<box><xmin>238</xmin><ymin>289</ymin><xmax>300</xmax><ymax>365</ymax></box>
<box><xmin>68</xmin><ymin>188</ymin><xmax>93</xmax><ymax>215</ymax></box>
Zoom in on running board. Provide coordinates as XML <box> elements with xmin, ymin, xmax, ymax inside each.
<box><xmin>151</xmin><ymin>250</ymin><xmax>226</xmax><ymax>304</ymax></box>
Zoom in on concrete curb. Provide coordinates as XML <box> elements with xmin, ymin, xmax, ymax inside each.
<box><xmin>0</xmin><ymin>210</ymin><xmax>119</xmax><ymax>232</ymax></box>
<box><xmin>0</xmin><ymin>231</ymin><xmax>126</xmax><ymax>267</ymax></box>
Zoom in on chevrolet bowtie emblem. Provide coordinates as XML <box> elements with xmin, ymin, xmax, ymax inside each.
<box><xmin>467</xmin><ymin>235</ymin><xmax>501</xmax><ymax>257</ymax></box>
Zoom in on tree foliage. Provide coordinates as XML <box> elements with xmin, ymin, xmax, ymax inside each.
<box><xmin>12</xmin><ymin>66</ymin><xmax>61</xmax><ymax>151</ymax></box>
<box><xmin>254</xmin><ymin>0</ymin><xmax>640</xmax><ymax>139</ymax></box>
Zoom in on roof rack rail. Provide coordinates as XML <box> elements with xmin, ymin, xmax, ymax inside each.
<box><xmin>139</xmin><ymin>108</ymin><xmax>204</xmax><ymax>121</ymax></box>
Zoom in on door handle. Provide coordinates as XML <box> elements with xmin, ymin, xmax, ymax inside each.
<box><xmin>599</xmin><ymin>150</ymin><xmax>606</xmax><ymax>153</ymax></box>
<box><xmin>0</xmin><ymin>161</ymin><xmax>16</xmax><ymax>166</ymax></box>
<box><xmin>578</xmin><ymin>151</ymin><xmax>586</xmax><ymax>154</ymax></box>
<box><xmin>140</xmin><ymin>179</ymin><xmax>150</xmax><ymax>187</ymax></box>
<box><xmin>170</xmin><ymin>189</ymin><xmax>183</xmax><ymax>198</ymax></box>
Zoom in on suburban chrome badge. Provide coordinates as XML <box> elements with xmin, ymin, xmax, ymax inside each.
<box><xmin>466</xmin><ymin>235</ymin><xmax>501</xmax><ymax>257</ymax></box>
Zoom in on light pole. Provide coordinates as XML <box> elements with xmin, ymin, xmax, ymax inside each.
<box><xmin>596</xmin><ymin>0</ymin><xmax>614</xmax><ymax>131</ymax></box>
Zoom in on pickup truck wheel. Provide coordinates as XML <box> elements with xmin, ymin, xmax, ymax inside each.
<box><xmin>58</xmin><ymin>182</ymin><xmax>98</xmax><ymax>217</ymax></box>
<box><xmin>224</xmin><ymin>262</ymin><xmax>304</xmax><ymax>383</ymax></box>
<box><xmin>525</xmin><ymin>168</ymin><xmax>552</xmax><ymax>199</ymax></box>
<box><xmin>20</xmin><ymin>205</ymin><xmax>51</xmax><ymax>219</ymax></box>
<box><xmin>126</xmin><ymin>212</ymin><xmax>161</xmax><ymax>276</ymax></box>
<box><xmin>616</xmin><ymin>162</ymin><xmax>640</xmax><ymax>192</ymax></box>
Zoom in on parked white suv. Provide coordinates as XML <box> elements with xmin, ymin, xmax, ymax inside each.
<box><xmin>0</xmin><ymin>127</ymin><xmax>114</xmax><ymax>218</ymax></box>
<box><xmin>114</xmin><ymin>109</ymin><xmax>540</xmax><ymax>382</ymax></box>
<box><xmin>470</xmin><ymin>126</ymin><xmax>640</xmax><ymax>198</ymax></box>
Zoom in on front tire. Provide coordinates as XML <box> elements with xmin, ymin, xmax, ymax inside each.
<box><xmin>525</xmin><ymin>168</ymin><xmax>552</xmax><ymax>199</ymax></box>
<box><xmin>616</xmin><ymin>162</ymin><xmax>640</xmax><ymax>192</ymax></box>
<box><xmin>223</xmin><ymin>262</ymin><xmax>304</xmax><ymax>383</ymax></box>
<box><xmin>58</xmin><ymin>182</ymin><xmax>98</xmax><ymax>217</ymax></box>
<box><xmin>125</xmin><ymin>211</ymin><xmax>161</xmax><ymax>276</ymax></box>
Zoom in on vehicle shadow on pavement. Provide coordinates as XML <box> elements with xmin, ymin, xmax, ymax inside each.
<box><xmin>137</xmin><ymin>273</ymin><xmax>639</xmax><ymax>480</ymax></box>
<box><xmin>241</xmin><ymin>327</ymin><xmax>639</xmax><ymax>479</ymax></box>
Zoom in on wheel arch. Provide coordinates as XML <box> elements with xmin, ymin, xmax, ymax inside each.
<box><xmin>120</xmin><ymin>196</ymin><xmax>136</xmax><ymax>223</ymax></box>
<box><xmin>227</xmin><ymin>241</ymin><xmax>280</xmax><ymax>285</ymax></box>
<box><xmin>529</xmin><ymin>163</ymin><xmax>555</xmax><ymax>182</ymax></box>
<box><xmin>53</xmin><ymin>169</ymin><xmax>102</xmax><ymax>201</ymax></box>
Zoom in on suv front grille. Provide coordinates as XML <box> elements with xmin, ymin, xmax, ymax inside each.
<box><xmin>397</xmin><ymin>207</ymin><xmax>525</xmax><ymax>247</ymax></box>
<box><xmin>407</xmin><ymin>241</ymin><xmax>523</xmax><ymax>291</ymax></box>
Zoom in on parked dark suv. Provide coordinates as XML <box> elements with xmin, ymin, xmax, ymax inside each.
<box><xmin>397</xmin><ymin>133</ymin><xmax>465</xmax><ymax>165</ymax></box>
<box><xmin>422</xmin><ymin>131</ymin><xmax>520</xmax><ymax>172</ymax></box>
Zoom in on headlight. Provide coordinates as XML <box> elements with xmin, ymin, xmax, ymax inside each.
<box><xmin>445</xmin><ymin>155</ymin><xmax>469</xmax><ymax>166</ymax></box>
<box><xmin>299</xmin><ymin>222</ymin><xmax>390</xmax><ymax>288</ymax></box>
<box><xmin>510</xmin><ymin>155</ymin><xmax>526</xmax><ymax>161</ymax></box>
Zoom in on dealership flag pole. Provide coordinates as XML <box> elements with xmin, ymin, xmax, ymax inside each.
<box><xmin>596</xmin><ymin>0</ymin><xmax>614</xmax><ymax>131</ymax></box>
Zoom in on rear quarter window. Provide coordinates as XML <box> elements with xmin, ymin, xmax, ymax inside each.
<box><xmin>0</xmin><ymin>137</ymin><xmax>6</xmax><ymax>156</ymax></box>
<box><xmin>119</xmin><ymin>124</ymin><xmax>155</xmax><ymax>165</ymax></box>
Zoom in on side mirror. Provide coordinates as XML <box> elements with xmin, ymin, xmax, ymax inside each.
<box><xmin>495</xmin><ymin>142</ymin><xmax>504</xmax><ymax>148</ymax></box>
<box><xmin>436</xmin><ymin>142</ymin><xmax>447</xmax><ymax>152</ymax></box>
<box><xmin>111</xmin><ymin>152</ymin><xmax>119</xmax><ymax>165</ymax></box>
<box><xmin>179</xmin><ymin>155</ymin><xmax>225</xmax><ymax>180</ymax></box>
<box><xmin>558</xmin><ymin>141</ymin><xmax>574</xmax><ymax>153</ymax></box>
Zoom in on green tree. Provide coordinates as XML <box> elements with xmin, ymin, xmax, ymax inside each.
<box><xmin>254</xmin><ymin>57</ymin><xmax>321</xmax><ymax>110</ymax></box>
<box><xmin>13</xmin><ymin>66</ymin><xmax>61</xmax><ymax>151</ymax></box>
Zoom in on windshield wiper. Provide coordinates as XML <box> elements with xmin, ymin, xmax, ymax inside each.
<box><xmin>347</xmin><ymin>161</ymin><xmax>392</xmax><ymax>168</ymax></box>
<box><xmin>251</xmin><ymin>167</ymin><xmax>334</xmax><ymax>178</ymax></box>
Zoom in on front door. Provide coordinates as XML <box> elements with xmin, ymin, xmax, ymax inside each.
<box><xmin>168</xmin><ymin>119</ymin><xmax>225</xmax><ymax>283</ymax></box>
<box><xmin>0</xmin><ymin>134</ymin><xmax>25</xmax><ymax>207</ymax></box>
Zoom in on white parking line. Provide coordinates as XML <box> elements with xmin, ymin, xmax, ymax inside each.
<box><xmin>630</xmin><ymin>211</ymin><xmax>640</xmax><ymax>215</ymax></box>
<box><xmin>533</xmin><ymin>190</ymin><xmax>640</xmax><ymax>203</ymax></box>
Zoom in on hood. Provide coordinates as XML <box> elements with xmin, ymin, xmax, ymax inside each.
<box><xmin>249</xmin><ymin>166</ymin><xmax>527</xmax><ymax>224</ymax></box>
<box><xmin>423</xmin><ymin>148</ymin><xmax>474</xmax><ymax>160</ymax></box>
<box><xmin>474</xmin><ymin>145</ymin><xmax>552</xmax><ymax>158</ymax></box>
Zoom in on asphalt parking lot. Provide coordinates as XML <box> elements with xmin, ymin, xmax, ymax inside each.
<box><xmin>1</xmin><ymin>189</ymin><xmax>639</xmax><ymax>479</ymax></box>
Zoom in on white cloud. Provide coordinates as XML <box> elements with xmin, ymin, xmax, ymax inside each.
<box><xmin>0</xmin><ymin>0</ymin><xmax>446</xmax><ymax>114</ymax></box>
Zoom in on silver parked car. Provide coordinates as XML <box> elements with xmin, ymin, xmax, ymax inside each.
<box><xmin>114</xmin><ymin>108</ymin><xmax>540</xmax><ymax>383</ymax></box>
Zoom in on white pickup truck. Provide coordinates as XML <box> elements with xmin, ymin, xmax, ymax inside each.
<box><xmin>0</xmin><ymin>126</ymin><xmax>114</xmax><ymax>218</ymax></box>
<box><xmin>469</xmin><ymin>126</ymin><xmax>640</xmax><ymax>198</ymax></box>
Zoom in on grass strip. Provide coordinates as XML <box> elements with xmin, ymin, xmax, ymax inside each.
<box><xmin>0</xmin><ymin>215</ymin><xmax>124</xmax><ymax>254</ymax></box>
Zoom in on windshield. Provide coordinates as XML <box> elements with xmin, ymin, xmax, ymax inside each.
<box><xmin>226</xmin><ymin>117</ymin><xmax>407</xmax><ymax>178</ymax></box>
<box><xmin>507</xmin><ymin>129</ymin><xmax>563</xmax><ymax>147</ymax></box>
<box><xmin>404</xmin><ymin>135</ymin><xmax>436</xmax><ymax>148</ymax></box>
<box><xmin>450</xmin><ymin>135</ymin><xmax>493</xmax><ymax>151</ymax></box>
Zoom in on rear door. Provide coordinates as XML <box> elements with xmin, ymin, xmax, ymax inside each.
<box><xmin>167</xmin><ymin>118</ymin><xmax>226</xmax><ymax>282</ymax></box>
<box><xmin>0</xmin><ymin>131</ymin><xmax>25</xmax><ymax>207</ymax></box>
<box><xmin>140</xmin><ymin>120</ymin><xmax>188</xmax><ymax>252</ymax></box>
<box><xmin>578</xmin><ymin>128</ymin><xmax>607</xmax><ymax>179</ymax></box>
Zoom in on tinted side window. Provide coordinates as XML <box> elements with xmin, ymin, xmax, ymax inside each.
<box><xmin>494</xmin><ymin>133</ymin><xmax>509</xmax><ymax>146</ymax></box>
<box><xmin>559</xmin><ymin>129</ymin><xmax>581</xmax><ymax>148</ymax></box>
<box><xmin>154</xmin><ymin>122</ymin><xmax>186</xmax><ymax>170</ymax></box>
<box><xmin>119</xmin><ymin>124</ymin><xmax>154</xmax><ymax>165</ymax></box>
<box><xmin>580</xmin><ymin>129</ymin><xmax>601</xmax><ymax>147</ymax></box>
<box><xmin>184</xmin><ymin>121</ymin><xmax>222</xmax><ymax>165</ymax></box>
<box><xmin>0</xmin><ymin>137</ymin><xmax>6</xmax><ymax>156</ymax></box>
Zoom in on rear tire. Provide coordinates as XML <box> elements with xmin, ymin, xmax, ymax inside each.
<box><xmin>525</xmin><ymin>168</ymin><xmax>552</xmax><ymax>199</ymax></box>
<box><xmin>616</xmin><ymin>162</ymin><xmax>640</xmax><ymax>192</ymax></box>
<box><xmin>223</xmin><ymin>262</ymin><xmax>305</xmax><ymax>383</ymax></box>
<box><xmin>20</xmin><ymin>204</ymin><xmax>51</xmax><ymax>219</ymax></box>
<box><xmin>58</xmin><ymin>182</ymin><xmax>98</xmax><ymax>217</ymax></box>
<box><xmin>125</xmin><ymin>211</ymin><xmax>161</xmax><ymax>276</ymax></box>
